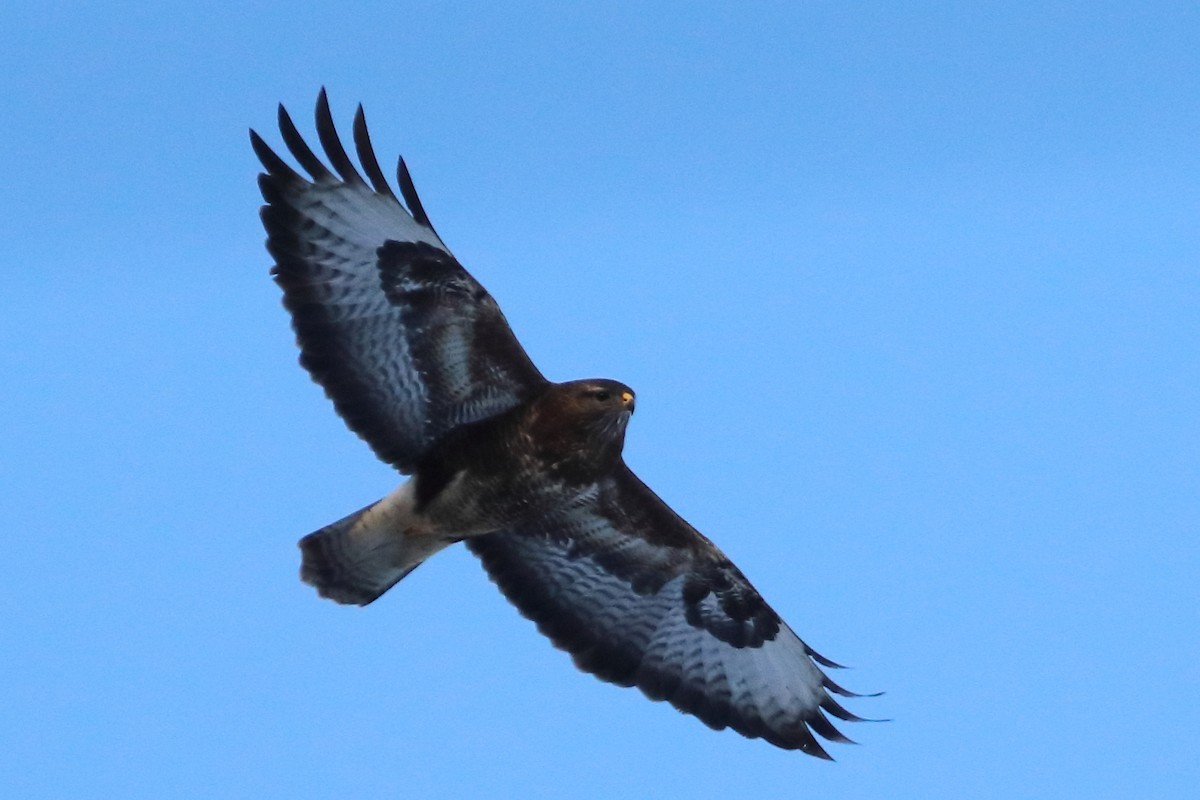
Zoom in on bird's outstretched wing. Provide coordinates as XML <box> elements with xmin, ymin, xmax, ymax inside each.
<box><xmin>252</xmin><ymin>90</ymin><xmax>547</xmax><ymax>471</ymax></box>
<box><xmin>467</xmin><ymin>466</ymin><xmax>868</xmax><ymax>757</ymax></box>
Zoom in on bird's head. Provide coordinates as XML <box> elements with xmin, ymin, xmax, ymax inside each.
<box><xmin>564</xmin><ymin>379</ymin><xmax>636</xmax><ymax>416</ymax></box>
<box><xmin>530</xmin><ymin>379</ymin><xmax>636</xmax><ymax>472</ymax></box>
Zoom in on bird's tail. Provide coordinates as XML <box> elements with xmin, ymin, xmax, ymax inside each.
<box><xmin>298</xmin><ymin>482</ymin><xmax>451</xmax><ymax>606</ymax></box>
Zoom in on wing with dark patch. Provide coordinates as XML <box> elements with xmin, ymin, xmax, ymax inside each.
<box><xmin>374</xmin><ymin>240</ymin><xmax>545</xmax><ymax>434</ymax></box>
<box><xmin>252</xmin><ymin>90</ymin><xmax>546</xmax><ymax>471</ymax></box>
<box><xmin>467</xmin><ymin>466</ymin><xmax>868</xmax><ymax>757</ymax></box>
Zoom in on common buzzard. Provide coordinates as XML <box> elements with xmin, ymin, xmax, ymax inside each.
<box><xmin>252</xmin><ymin>91</ymin><xmax>873</xmax><ymax>757</ymax></box>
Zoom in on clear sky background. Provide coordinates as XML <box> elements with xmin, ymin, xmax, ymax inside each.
<box><xmin>3</xmin><ymin>2</ymin><xmax>1197</xmax><ymax>798</ymax></box>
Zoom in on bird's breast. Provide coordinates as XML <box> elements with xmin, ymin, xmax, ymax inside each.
<box><xmin>419</xmin><ymin>462</ymin><xmax>594</xmax><ymax>537</ymax></box>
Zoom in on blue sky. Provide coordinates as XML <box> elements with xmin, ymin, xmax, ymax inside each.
<box><xmin>3</xmin><ymin>2</ymin><xmax>1198</xmax><ymax>797</ymax></box>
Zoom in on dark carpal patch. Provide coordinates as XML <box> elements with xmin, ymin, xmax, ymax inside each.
<box><xmin>681</xmin><ymin>566</ymin><xmax>781</xmax><ymax>648</ymax></box>
<box><xmin>377</xmin><ymin>240</ymin><xmax>484</xmax><ymax>306</ymax></box>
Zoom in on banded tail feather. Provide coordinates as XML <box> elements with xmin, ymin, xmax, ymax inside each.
<box><xmin>298</xmin><ymin>482</ymin><xmax>451</xmax><ymax>605</ymax></box>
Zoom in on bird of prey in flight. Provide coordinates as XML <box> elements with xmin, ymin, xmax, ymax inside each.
<box><xmin>251</xmin><ymin>90</ymin><xmax>874</xmax><ymax>758</ymax></box>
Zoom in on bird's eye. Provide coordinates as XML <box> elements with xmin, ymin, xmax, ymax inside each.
<box><xmin>593</xmin><ymin>390</ymin><xmax>611</xmax><ymax>402</ymax></box>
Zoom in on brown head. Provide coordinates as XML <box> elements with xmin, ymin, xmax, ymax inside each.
<box><xmin>526</xmin><ymin>379</ymin><xmax>636</xmax><ymax>477</ymax></box>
